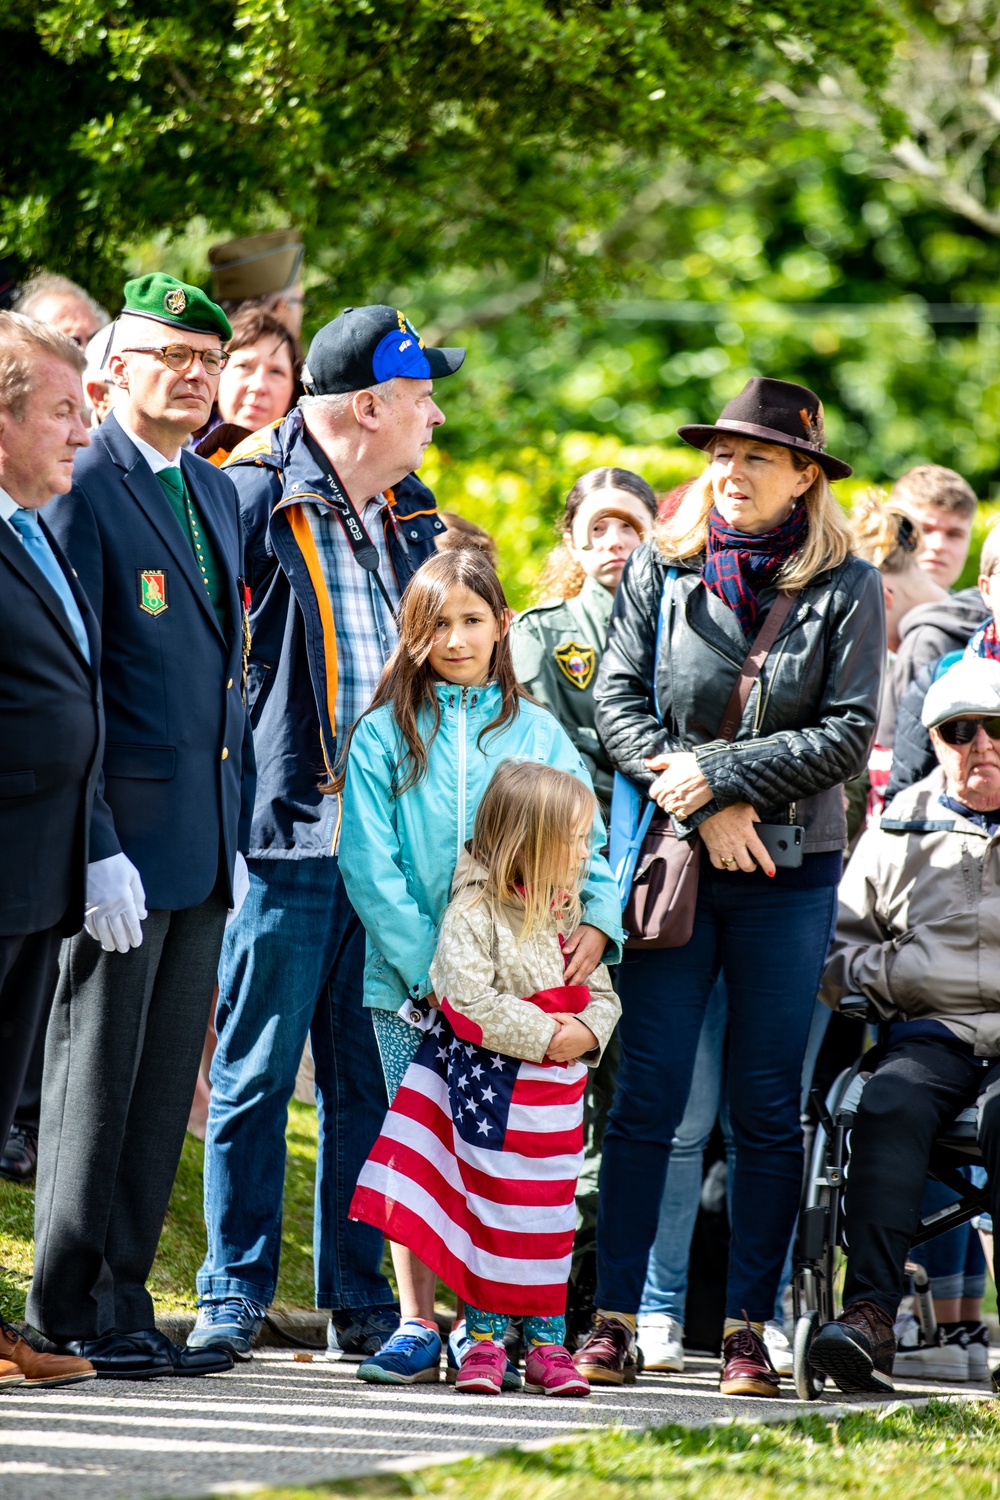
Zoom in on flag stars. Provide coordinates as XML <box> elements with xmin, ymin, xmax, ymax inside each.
<box><xmin>481</xmin><ymin>1084</ymin><xmax>497</xmax><ymax>1103</ymax></box>
<box><xmin>490</xmin><ymin>1055</ymin><xmax>505</xmax><ymax>1070</ymax></box>
<box><xmin>470</xmin><ymin>1064</ymin><xmax>483</xmax><ymax>1080</ymax></box>
<box><xmin>476</xmin><ymin>1118</ymin><xmax>491</xmax><ymax>1135</ymax></box>
<box><xmin>436</xmin><ymin>1047</ymin><xmax>449</xmax><ymax>1063</ymax></box>
<box><xmin>463</xmin><ymin>1044</ymin><xmax>475</xmax><ymax>1058</ymax></box>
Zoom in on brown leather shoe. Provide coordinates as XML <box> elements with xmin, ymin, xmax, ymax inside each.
<box><xmin>808</xmin><ymin>1299</ymin><xmax>896</xmax><ymax>1395</ymax></box>
<box><xmin>0</xmin><ymin>1318</ymin><xmax>95</xmax><ymax>1388</ymax></box>
<box><xmin>719</xmin><ymin>1320</ymin><xmax>780</xmax><ymax>1396</ymax></box>
<box><xmin>572</xmin><ymin>1315</ymin><xmax>638</xmax><ymax>1385</ymax></box>
<box><xmin>0</xmin><ymin>1357</ymin><xmax>24</xmax><ymax>1389</ymax></box>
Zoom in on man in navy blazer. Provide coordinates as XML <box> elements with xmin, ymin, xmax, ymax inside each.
<box><xmin>0</xmin><ymin>312</ymin><xmax>102</xmax><ymax>1389</ymax></box>
<box><xmin>27</xmin><ymin>276</ymin><xmax>254</xmax><ymax>1382</ymax></box>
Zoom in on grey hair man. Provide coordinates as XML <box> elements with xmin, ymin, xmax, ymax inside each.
<box><xmin>813</xmin><ymin>655</ymin><xmax>1000</xmax><ymax>1397</ymax></box>
<box><xmin>0</xmin><ymin>312</ymin><xmax>101</xmax><ymax>1389</ymax></box>
<box><xmin>16</xmin><ymin>273</ymin><xmax>109</xmax><ymax>350</ymax></box>
<box><xmin>187</xmin><ymin>306</ymin><xmax>463</xmax><ymax>1365</ymax></box>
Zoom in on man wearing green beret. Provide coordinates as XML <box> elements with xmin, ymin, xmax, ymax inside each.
<box><xmin>27</xmin><ymin>275</ymin><xmax>255</xmax><ymax>1380</ymax></box>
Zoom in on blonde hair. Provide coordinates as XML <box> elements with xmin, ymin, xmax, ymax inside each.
<box><xmin>980</xmin><ymin>517</ymin><xmax>1000</xmax><ymax>580</ymax></box>
<box><xmin>0</xmin><ymin>310</ymin><xmax>86</xmax><ymax>419</ymax></box>
<box><xmin>656</xmin><ymin>444</ymin><xmax>854</xmax><ymax>587</ymax></box>
<box><xmin>850</xmin><ymin>489</ymin><xmax>923</xmax><ymax>575</ymax></box>
<box><xmin>464</xmin><ymin>761</ymin><xmax>596</xmax><ymax>939</ymax></box>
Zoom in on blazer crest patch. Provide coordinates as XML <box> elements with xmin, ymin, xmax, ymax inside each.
<box><xmin>554</xmin><ymin>640</ymin><xmax>595</xmax><ymax>690</ymax></box>
<box><xmin>138</xmin><ymin>568</ymin><xmax>169</xmax><ymax>616</ymax></box>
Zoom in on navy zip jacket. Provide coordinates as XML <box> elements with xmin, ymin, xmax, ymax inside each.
<box><xmin>45</xmin><ymin>413</ymin><xmax>255</xmax><ymax>910</ymax></box>
<box><xmin>223</xmin><ymin>407</ymin><xmax>444</xmax><ymax>858</ymax></box>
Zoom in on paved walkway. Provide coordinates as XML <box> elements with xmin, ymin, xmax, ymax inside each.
<box><xmin>0</xmin><ymin>1348</ymin><xmax>995</xmax><ymax>1500</ymax></box>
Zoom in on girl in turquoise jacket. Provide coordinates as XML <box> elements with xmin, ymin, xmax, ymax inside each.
<box><xmin>337</xmin><ymin>548</ymin><xmax>622</xmax><ymax>1385</ymax></box>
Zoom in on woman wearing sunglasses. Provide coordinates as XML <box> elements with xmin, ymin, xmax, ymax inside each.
<box><xmin>578</xmin><ymin>378</ymin><xmax>886</xmax><ymax>1397</ymax></box>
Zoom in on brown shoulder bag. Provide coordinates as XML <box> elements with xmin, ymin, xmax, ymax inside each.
<box><xmin>623</xmin><ymin>588</ymin><xmax>799</xmax><ymax>950</ymax></box>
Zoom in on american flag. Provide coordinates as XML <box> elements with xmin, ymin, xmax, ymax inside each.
<box><xmin>350</xmin><ymin>1010</ymin><xmax>588</xmax><ymax>1316</ymax></box>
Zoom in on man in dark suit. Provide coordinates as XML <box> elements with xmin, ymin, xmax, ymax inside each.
<box><xmin>27</xmin><ymin>275</ymin><xmax>254</xmax><ymax>1381</ymax></box>
<box><xmin>0</xmin><ymin>311</ymin><xmax>101</xmax><ymax>1389</ymax></box>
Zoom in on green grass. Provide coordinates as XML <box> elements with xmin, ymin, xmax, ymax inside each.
<box><xmin>207</xmin><ymin>1401</ymin><xmax>1000</xmax><ymax>1500</ymax></box>
<box><xmin>0</xmin><ymin>1099</ymin><xmax>322</xmax><ymax>1321</ymax></box>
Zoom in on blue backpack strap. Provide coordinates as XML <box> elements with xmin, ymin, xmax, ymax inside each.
<box><xmin>609</xmin><ymin>567</ymin><xmax>677</xmax><ymax>904</ymax></box>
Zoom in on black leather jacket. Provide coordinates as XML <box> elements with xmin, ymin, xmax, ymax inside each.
<box><xmin>594</xmin><ymin>544</ymin><xmax>886</xmax><ymax>854</ymax></box>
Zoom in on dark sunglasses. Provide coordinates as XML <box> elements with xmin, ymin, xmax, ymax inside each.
<box><xmin>937</xmin><ymin>716</ymin><xmax>1000</xmax><ymax>746</ymax></box>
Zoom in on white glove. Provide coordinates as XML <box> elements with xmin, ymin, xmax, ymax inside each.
<box><xmin>84</xmin><ymin>853</ymin><xmax>147</xmax><ymax>953</ymax></box>
<box><xmin>225</xmin><ymin>851</ymin><xmax>250</xmax><ymax>928</ymax></box>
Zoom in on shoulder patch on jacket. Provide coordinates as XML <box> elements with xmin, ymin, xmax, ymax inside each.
<box><xmin>554</xmin><ymin>640</ymin><xmax>596</xmax><ymax>689</ymax></box>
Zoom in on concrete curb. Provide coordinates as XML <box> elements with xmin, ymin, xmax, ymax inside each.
<box><xmin>155</xmin><ymin>1308</ymin><xmax>458</xmax><ymax>1351</ymax></box>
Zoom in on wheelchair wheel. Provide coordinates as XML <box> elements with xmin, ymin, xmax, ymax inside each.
<box><xmin>793</xmin><ymin>1309</ymin><xmax>826</xmax><ymax>1401</ymax></box>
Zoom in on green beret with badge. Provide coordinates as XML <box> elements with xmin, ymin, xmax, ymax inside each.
<box><xmin>121</xmin><ymin>273</ymin><xmax>232</xmax><ymax>342</ymax></box>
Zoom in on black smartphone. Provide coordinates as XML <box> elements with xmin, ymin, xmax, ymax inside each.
<box><xmin>755</xmin><ymin>822</ymin><xmax>804</xmax><ymax>869</ymax></box>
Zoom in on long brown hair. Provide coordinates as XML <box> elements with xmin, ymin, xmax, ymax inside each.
<box><xmin>331</xmin><ymin>550</ymin><xmax>528</xmax><ymax>796</ymax></box>
<box><xmin>462</xmin><ymin>760</ymin><xmax>596</xmax><ymax>939</ymax></box>
<box><xmin>534</xmin><ymin>467</ymin><xmax>657</xmax><ymax>602</ymax></box>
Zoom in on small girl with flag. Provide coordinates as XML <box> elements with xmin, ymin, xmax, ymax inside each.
<box><xmin>350</xmin><ymin>760</ymin><xmax>621</xmax><ymax>1397</ymax></box>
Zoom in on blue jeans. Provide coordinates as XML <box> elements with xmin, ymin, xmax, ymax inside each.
<box><xmin>197</xmin><ymin>857</ymin><xmax>393</xmax><ymax>1311</ymax></box>
<box><xmin>597</xmin><ymin>870</ymin><xmax>836</xmax><ymax>1322</ymax></box>
<box><xmin>916</xmin><ymin>1174</ymin><xmax>987</xmax><ymax>1301</ymax></box>
<box><xmin>639</xmin><ymin>978</ymin><xmax>734</xmax><ymax>1323</ymax></box>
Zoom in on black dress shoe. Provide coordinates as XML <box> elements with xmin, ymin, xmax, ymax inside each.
<box><xmin>35</xmin><ymin>1330</ymin><xmax>172</xmax><ymax>1380</ymax></box>
<box><xmin>127</xmin><ymin>1326</ymin><xmax>234</xmax><ymax>1376</ymax></box>
<box><xmin>0</xmin><ymin>1125</ymin><xmax>38</xmax><ymax>1183</ymax></box>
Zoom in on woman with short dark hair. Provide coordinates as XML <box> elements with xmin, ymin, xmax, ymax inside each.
<box><xmin>575</xmin><ymin>378</ymin><xmax>886</xmax><ymax>1396</ymax></box>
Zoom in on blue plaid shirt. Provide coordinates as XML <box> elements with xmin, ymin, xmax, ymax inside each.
<box><xmin>304</xmin><ymin>499</ymin><xmax>400</xmax><ymax>739</ymax></box>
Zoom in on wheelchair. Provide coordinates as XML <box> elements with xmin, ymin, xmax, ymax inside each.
<box><xmin>791</xmin><ymin>995</ymin><xmax>990</xmax><ymax>1401</ymax></box>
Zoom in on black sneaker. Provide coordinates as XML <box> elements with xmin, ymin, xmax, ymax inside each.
<box><xmin>0</xmin><ymin>1125</ymin><xmax>38</xmax><ymax>1183</ymax></box>
<box><xmin>326</xmin><ymin>1306</ymin><xmax>400</xmax><ymax>1362</ymax></box>
<box><xmin>810</xmin><ymin>1299</ymin><xmax>897</xmax><ymax>1394</ymax></box>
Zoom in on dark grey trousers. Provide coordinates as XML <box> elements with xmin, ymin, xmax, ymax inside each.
<box><xmin>27</xmin><ymin>883</ymin><xmax>228</xmax><ymax>1340</ymax></box>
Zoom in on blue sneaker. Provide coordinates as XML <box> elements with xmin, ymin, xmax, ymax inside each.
<box><xmin>357</xmin><ymin>1320</ymin><xmax>441</xmax><ymax>1384</ymax></box>
<box><xmin>186</xmin><ymin>1298</ymin><xmax>265</xmax><ymax>1361</ymax></box>
<box><xmin>447</xmin><ymin>1320</ymin><xmax>523</xmax><ymax>1391</ymax></box>
<box><xmin>326</xmin><ymin>1305</ymin><xmax>400</xmax><ymax>1362</ymax></box>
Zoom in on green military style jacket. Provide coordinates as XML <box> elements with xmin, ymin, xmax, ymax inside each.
<box><xmin>511</xmin><ymin>574</ymin><xmax>616</xmax><ymax>810</ymax></box>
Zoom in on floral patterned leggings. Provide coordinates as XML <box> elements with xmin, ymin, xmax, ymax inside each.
<box><xmin>466</xmin><ymin>1307</ymin><xmax>566</xmax><ymax>1346</ymax></box>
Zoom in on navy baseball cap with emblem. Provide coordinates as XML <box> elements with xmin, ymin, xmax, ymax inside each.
<box><xmin>302</xmin><ymin>305</ymin><xmax>465</xmax><ymax>395</ymax></box>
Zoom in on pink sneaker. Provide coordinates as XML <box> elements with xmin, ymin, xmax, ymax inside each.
<box><xmin>524</xmin><ymin>1342</ymin><xmax>591</xmax><ymax>1397</ymax></box>
<box><xmin>454</xmin><ymin>1339</ymin><xmax>507</xmax><ymax>1394</ymax></box>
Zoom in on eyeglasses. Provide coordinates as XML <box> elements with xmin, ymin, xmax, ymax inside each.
<box><xmin>937</xmin><ymin>716</ymin><xmax>1000</xmax><ymax>746</ymax></box>
<box><xmin>120</xmin><ymin>344</ymin><xmax>229</xmax><ymax>375</ymax></box>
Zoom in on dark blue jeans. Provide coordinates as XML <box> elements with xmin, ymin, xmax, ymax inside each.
<box><xmin>197</xmin><ymin>856</ymin><xmax>393</xmax><ymax>1311</ymax></box>
<box><xmin>596</xmin><ymin>870</ymin><xmax>836</xmax><ymax>1322</ymax></box>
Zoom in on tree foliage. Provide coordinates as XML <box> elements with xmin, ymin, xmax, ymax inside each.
<box><xmin>2</xmin><ymin>0</ymin><xmax>895</xmax><ymax>305</ymax></box>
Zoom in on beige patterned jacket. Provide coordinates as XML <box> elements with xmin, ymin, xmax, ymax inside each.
<box><xmin>429</xmin><ymin>857</ymin><xmax>621</xmax><ymax>1067</ymax></box>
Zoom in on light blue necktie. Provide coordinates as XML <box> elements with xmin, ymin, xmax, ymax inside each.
<box><xmin>8</xmin><ymin>507</ymin><xmax>91</xmax><ymax>666</ymax></box>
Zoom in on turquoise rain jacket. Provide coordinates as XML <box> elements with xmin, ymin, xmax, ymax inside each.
<box><xmin>339</xmin><ymin>681</ymin><xmax>624</xmax><ymax>1012</ymax></box>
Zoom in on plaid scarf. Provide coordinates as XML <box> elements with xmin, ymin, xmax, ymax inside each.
<box><xmin>966</xmin><ymin>620</ymin><xmax>1000</xmax><ymax>662</ymax></box>
<box><xmin>703</xmin><ymin>504</ymin><xmax>808</xmax><ymax>637</ymax></box>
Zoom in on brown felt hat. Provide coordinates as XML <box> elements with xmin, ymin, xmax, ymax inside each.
<box><xmin>209</xmin><ymin>229</ymin><xmax>304</xmax><ymax>301</ymax></box>
<box><xmin>677</xmin><ymin>377</ymin><xmax>852</xmax><ymax>480</ymax></box>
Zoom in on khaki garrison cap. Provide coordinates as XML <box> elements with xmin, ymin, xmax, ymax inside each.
<box><xmin>208</xmin><ymin>229</ymin><xmax>304</xmax><ymax>301</ymax></box>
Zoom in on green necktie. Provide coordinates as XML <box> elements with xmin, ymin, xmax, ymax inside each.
<box><xmin>155</xmin><ymin>466</ymin><xmax>227</xmax><ymax>631</ymax></box>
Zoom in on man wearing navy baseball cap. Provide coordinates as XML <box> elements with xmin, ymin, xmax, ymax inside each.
<box><xmin>187</xmin><ymin>307</ymin><xmax>464</xmax><ymax>1368</ymax></box>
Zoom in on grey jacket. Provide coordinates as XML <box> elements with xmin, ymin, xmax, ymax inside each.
<box><xmin>821</xmin><ymin>766</ymin><xmax>1000</xmax><ymax>1057</ymax></box>
<box><xmin>877</xmin><ymin>588</ymin><xmax>989</xmax><ymax>744</ymax></box>
<box><xmin>593</xmin><ymin>544</ymin><xmax>886</xmax><ymax>854</ymax></box>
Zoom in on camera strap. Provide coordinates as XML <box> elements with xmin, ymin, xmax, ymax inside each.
<box><xmin>302</xmin><ymin>430</ymin><xmax>400</xmax><ymax>620</ymax></box>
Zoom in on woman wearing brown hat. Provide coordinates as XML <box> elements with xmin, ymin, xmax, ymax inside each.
<box><xmin>576</xmin><ymin>378</ymin><xmax>886</xmax><ymax>1397</ymax></box>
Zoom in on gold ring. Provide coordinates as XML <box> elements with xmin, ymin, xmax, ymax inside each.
<box><xmin>721</xmin><ymin>856</ymin><xmax>736</xmax><ymax>868</ymax></box>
